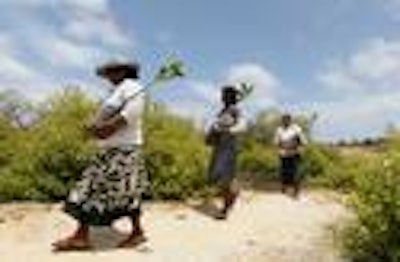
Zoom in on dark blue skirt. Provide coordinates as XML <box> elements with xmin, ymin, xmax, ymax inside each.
<box><xmin>208</xmin><ymin>137</ymin><xmax>238</xmax><ymax>187</ymax></box>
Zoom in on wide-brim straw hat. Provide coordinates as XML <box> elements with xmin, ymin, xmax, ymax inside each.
<box><xmin>96</xmin><ymin>62</ymin><xmax>140</xmax><ymax>78</ymax></box>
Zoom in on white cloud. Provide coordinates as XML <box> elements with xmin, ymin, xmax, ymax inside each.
<box><xmin>313</xmin><ymin>38</ymin><xmax>400</xmax><ymax>140</ymax></box>
<box><xmin>37</xmin><ymin>36</ymin><xmax>108</xmax><ymax>70</ymax></box>
<box><xmin>305</xmin><ymin>92</ymin><xmax>400</xmax><ymax>140</ymax></box>
<box><xmin>318</xmin><ymin>38</ymin><xmax>400</xmax><ymax>94</ymax></box>
<box><xmin>63</xmin><ymin>17</ymin><xmax>129</xmax><ymax>47</ymax></box>
<box><xmin>225</xmin><ymin>63</ymin><xmax>279</xmax><ymax>111</ymax></box>
<box><xmin>0</xmin><ymin>33</ymin><xmax>50</xmax><ymax>99</ymax></box>
<box><xmin>0</xmin><ymin>34</ymin><xmax>37</xmax><ymax>82</ymax></box>
<box><xmin>61</xmin><ymin>0</ymin><xmax>130</xmax><ymax>47</ymax></box>
<box><xmin>157</xmin><ymin>80</ymin><xmax>218</xmax><ymax>129</ymax></box>
<box><xmin>226</xmin><ymin>64</ymin><xmax>278</xmax><ymax>93</ymax></box>
<box><xmin>161</xmin><ymin>63</ymin><xmax>281</xmax><ymax>129</ymax></box>
<box><xmin>317</xmin><ymin>68</ymin><xmax>360</xmax><ymax>92</ymax></box>
<box><xmin>0</xmin><ymin>0</ymin><xmax>131</xmax><ymax>100</ymax></box>
<box><xmin>0</xmin><ymin>45</ymin><xmax>62</xmax><ymax>101</ymax></box>
<box><xmin>64</xmin><ymin>0</ymin><xmax>109</xmax><ymax>16</ymax></box>
<box><xmin>350</xmin><ymin>40</ymin><xmax>400</xmax><ymax>79</ymax></box>
<box><xmin>5</xmin><ymin>0</ymin><xmax>109</xmax><ymax>17</ymax></box>
<box><xmin>0</xmin><ymin>53</ymin><xmax>38</xmax><ymax>82</ymax></box>
<box><xmin>188</xmin><ymin>80</ymin><xmax>220</xmax><ymax>104</ymax></box>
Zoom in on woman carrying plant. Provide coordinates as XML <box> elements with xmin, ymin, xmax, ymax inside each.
<box><xmin>53</xmin><ymin>62</ymin><xmax>149</xmax><ymax>250</ymax></box>
<box><xmin>206</xmin><ymin>86</ymin><xmax>247</xmax><ymax>220</ymax></box>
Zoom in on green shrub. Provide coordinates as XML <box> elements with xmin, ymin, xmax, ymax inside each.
<box><xmin>238</xmin><ymin>140</ymin><xmax>277</xmax><ymax>180</ymax></box>
<box><xmin>144</xmin><ymin>104</ymin><xmax>209</xmax><ymax>199</ymax></box>
<box><xmin>0</xmin><ymin>169</ymin><xmax>38</xmax><ymax>201</ymax></box>
<box><xmin>310</xmin><ymin>157</ymin><xmax>357</xmax><ymax>192</ymax></box>
<box><xmin>306</xmin><ymin>145</ymin><xmax>382</xmax><ymax>192</ymax></box>
<box><xmin>0</xmin><ymin>89</ymin><xmax>96</xmax><ymax>201</ymax></box>
<box><xmin>341</xmin><ymin>153</ymin><xmax>400</xmax><ymax>262</ymax></box>
<box><xmin>0</xmin><ymin>91</ymin><xmax>212</xmax><ymax>201</ymax></box>
<box><xmin>301</xmin><ymin>145</ymin><xmax>336</xmax><ymax>180</ymax></box>
<box><xmin>0</xmin><ymin>116</ymin><xmax>19</xmax><ymax>167</ymax></box>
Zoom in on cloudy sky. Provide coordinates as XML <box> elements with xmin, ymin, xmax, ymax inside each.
<box><xmin>0</xmin><ymin>0</ymin><xmax>399</xmax><ymax>141</ymax></box>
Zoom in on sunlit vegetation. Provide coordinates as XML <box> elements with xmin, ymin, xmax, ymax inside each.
<box><xmin>0</xmin><ymin>89</ymin><xmax>399</xmax><ymax>261</ymax></box>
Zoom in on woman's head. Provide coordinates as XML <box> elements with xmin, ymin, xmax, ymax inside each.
<box><xmin>221</xmin><ymin>86</ymin><xmax>240</xmax><ymax>106</ymax></box>
<box><xmin>281</xmin><ymin>114</ymin><xmax>292</xmax><ymax>127</ymax></box>
<box><xmin>96</xmin><ymin>62</ymin><xmax>140</xmax><ymax>85</ymax></box>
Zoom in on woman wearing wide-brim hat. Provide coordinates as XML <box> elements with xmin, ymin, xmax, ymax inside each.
<box><xmin>53</xmin><ymin>61</ymin><xmax>149</xmax><ymax>250</ymax></box>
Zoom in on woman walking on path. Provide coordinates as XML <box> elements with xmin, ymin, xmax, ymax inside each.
<box><xmin>53</xmin><ymin>62</ymin><xmax>149</xmax><ymax>251</ymax></box>
<box><xmin>206</xmin><ymin>86</ymin><xmax>246</xmax><ymax>220</ymax></box>
<box><xmin>274</xmin><ymin>114</ymin><xmax>307</xmax><ymax>199</ymax></box>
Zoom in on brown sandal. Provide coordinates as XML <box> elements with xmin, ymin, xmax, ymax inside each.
<box><xmin>215</xmin><ymin>191</ymin><xmax>239</xmax><ymax>220</ymax></box>
<box><xmin>52</xmin><ymin>237</ymin><xmax>92</xmax><ymax>252</ymax></box>
<box><xmin>214</xmin><ymin>210</ymin><xmax>228</xmax><ymax>220</ymax></box>
<box><xmin>117</xmin><ymin>234</ymin><xmax>148</xmax><ymax>248</ymax></box>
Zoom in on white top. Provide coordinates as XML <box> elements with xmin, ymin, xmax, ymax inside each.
<box><xmin>229</xmin><ymin>117</ymin><xmax>247</xmax><ymax>133</ymax></box>
<box><xmin>274</xmin><ymin>123</ymin><xmax>307</xmax><ymax>148</ymax></box>
<box><xmin>212</xmin><ymin>106</ymin><xmax>247</xmax><ymax>134</ymax></box>
<box><xmin>97</xmin><ymin>79</ymin><xmax>144</xmax><ymax>148</ymax></box>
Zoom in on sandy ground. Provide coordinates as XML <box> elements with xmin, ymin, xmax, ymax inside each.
<box><xmin>0</xmin><ymin>191</ymin><xmax>348</xmax><ymax>262</ymax></box>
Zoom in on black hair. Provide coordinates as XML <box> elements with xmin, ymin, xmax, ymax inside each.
<box><xmin>282</xmin><ymin>114</ymin><xmax>293</xmax><ymax>126</ymax></box>
<box><xmin>222</xmin><ymin>86</ymin><xmax>240</xmax><ymax>105</ymax></box>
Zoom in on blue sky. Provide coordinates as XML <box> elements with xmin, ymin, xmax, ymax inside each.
<box><xmin>0</xmin><ymin>0</ymin><xmax>400</xmax><ymax>141</ymax></box>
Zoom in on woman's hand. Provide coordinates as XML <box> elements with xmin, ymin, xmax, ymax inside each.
<box><xmin>205</xmin><ymin>126</ymin><xmax>221</xmax><ymax>146</ymax></box>
<box><xmin>87</xmin><ymin>115</ymin><xmax>127</xmax><ymax>139</ymax></box>
<box><xmin>93</xmin><ymin>125</ymin><xmax>116</xmax><ymax>139</ymax></box>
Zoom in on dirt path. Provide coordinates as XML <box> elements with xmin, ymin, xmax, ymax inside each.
<box><xmin>0</xmin><ymin>191</ymin><xmax>348</xmax><ymax>262</ymax></box>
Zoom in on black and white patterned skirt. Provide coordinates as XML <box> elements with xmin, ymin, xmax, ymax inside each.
<box><xmin>64</xmin><ymin>146</ymin><xmax>149</xmax><ymax>226</ymax></box>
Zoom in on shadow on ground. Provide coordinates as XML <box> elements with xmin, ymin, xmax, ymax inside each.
<box><xmin>188</xmin><ymin>201</ymin><xmax>221</xmax><ymax>220</ymax></box>
<box><xmin>53</xmin><ymin>225</ymin><xmax>153</xmax><ymax>253</ymax></box>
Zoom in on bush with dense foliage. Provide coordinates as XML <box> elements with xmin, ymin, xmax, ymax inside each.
<box><xmin>340</xmin><ymin>141</ymin><xmax>400</xmax><ymax>262</ymax></box>
<box><xmin>144</xmin><ymin>104</ymin><xmax>209</xmax><ymax>199</ymax></box>
<box><xmin>0</xmin><ymin>89</ymin><xmax>97</xmax><ymax>201</ymax></box>
<box><xmin>238</xmin><ymin>139</ymin><xmax>277</xmax><ymax>180</ymax></box>
<box><xmin>307</xmin><ymin>147</ymin><xmax>366</xmax><ymax>191</ymax></box>
<box><xmin>1</xmin><ymin>93</ymin><xmax>333</xmax><ymax>202</ymax></box>
<box><xmin>0</xmin><ymin>90</ymin><xmax>211</xmax><ymax>201</ymax></box>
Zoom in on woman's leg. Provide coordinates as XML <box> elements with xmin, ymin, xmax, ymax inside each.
<box><xmin>73</xmin><ymin>223</ymin><xmax>90</xmax><ymax>240</ymax></box>
<box><xmin>129</xmin><ymin>208</ymin><xmax>145</xmax><ymax>237</ymax></box>
<box><xmin>280</xmin><ymin>157</ymin><xmax>290</xmax><ymax>194</ymax></box>
<box><xmin>52</xmin><ymin>223</ymin><xmax>91</xmax><ymax>251</ymax></box>
<box><xmin>53</xmin><ymin>150</ymin><xmax>101</xmax><ymax>251</ymax></box>
<box><xmin>292</xmin><ymin>155</ymin><xmax>301</xmax><ymax>198</ymax></box>
<box><xmin>118</xmin><ymin>208</ymin><xmax>147</xmax><ymax>248</ymax></box>
<box><xmin>216</xmin><ymin>181</ymin><xmax>239</xmax><ymax>220</ymax></box>
<box><xmin>281</xmin><ymin>156</ymin><xmax>301</xmax><ymax>197</ymax></box>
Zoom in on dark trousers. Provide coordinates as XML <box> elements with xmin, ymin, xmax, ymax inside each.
<box><xmin>280</xmin><ymin>154</ymin><xmax>301</xmax><ymax>187</ymax></box>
